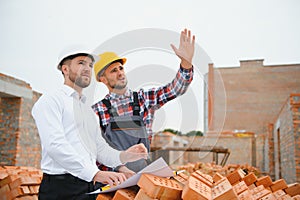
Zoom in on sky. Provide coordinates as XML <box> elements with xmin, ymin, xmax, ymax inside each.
<box><xmin>1</xmin><ymin>0</ymin><xmax>299</xmax><ymax>133</ymax></box>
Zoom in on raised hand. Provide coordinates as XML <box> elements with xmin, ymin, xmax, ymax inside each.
<box><xmin>170</xmin><ymin>28</ymin><xmax>195</xmax><ymax>69</ymax></box>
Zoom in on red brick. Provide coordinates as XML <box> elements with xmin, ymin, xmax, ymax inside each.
<box><xmin>0</xmin><ymin>174</ymin><xmax>19</xmax><ymax>188</ymax></box>
<box><xmin>226</xmin><ymin>168</ymin><xmax>245</xmax><ymax>185</ymax></box>
<box><xmin>252</xmin><ymin>189</ymin><xmax>271</xmax><ymax>200</ymax></box>
<box><xmin>292</xmin><ymin>195</ymin><xmax>300</xmax><ymax>200</ymax></box>
<box><xmin>191</xmin><ymin>171</ymin><xmax>213</xmax><ymax>187</ymax></box>
<box><xmin>238</xmin><ymin>190</ymin><xmax>255</xmax><ymax>200</ymax></box>
<box><xmin>178</xmin><ymin>172</ymin><xmax>188</xmax><ymax>180</ymax></box>
<box><xmin>284</xmin><ymin>183</ymin><xmax>300</xmax><ymax>197</ymax></box>
<box><xmin>172</xmin><ymin>175</ymin><xmax>188</xmax><ymax>186</ymax></box>
<box><xmin>260</xmin><ymin>193</ymin><xmax>276</xmax><ymax>200</ymax></box>
<box><xmin>233</xmin><ymin>181</ymin><xmax>248</xmax><ymax>195</ymax></box>
<box><xmin>9</xmin><ymin>186</ymin><xmax>31</xmax><ymax>199</ymax></box>
<box><xmin>134</xmin><ymin>189</ymin><xmax>158</xmax><ymax>200</ymax></box>
<box><xmin>9</xmin><ymin>177</ymin><xmax>41</xmax><ymax>189</ymax></box>
<box><xmin>96</xmin><ymin>192</ymin><xmax>115</xmax><ymax>200</ymax></box>
<box><xmin>212</xmin><ymin>178</ymin><xmax>238</xmax><ymax>200</ymax></box>
<box><xmin>278</xmin><ymin>194</ymin><xmax>293</xmax><ymax>200</ymax></box>
<box><xmin>266</xmin><ymin>186</ymin><xmax>272</xmax><ymax>191</ymax></box>
<box><xmin>195</xmin><ymin>170</ymin><xmax>214</xmax><ymax>184</ymax></box>
<box><xmin>14</xmin><ymin>195</ymin><xmax>39</xmax><ymax>200</ymax></box>
<box><xmin>270</xmin><ymin>179</ymin><xmax>288</xmax><ymax>192</ymax></box>
<box><xmin>28</xmin><ymin>185</ymin><xmax>39</xmax><ymax>194</ymax></box>
<box><xmin>0</xmin><ymin>171</ymin><xmax>8</xmax><ymax>180</ymax></box>
<box><xmin>0</xmin><ymin>184</ymin><xmax>10</xmax><ymax>196</ymax></box>
<box><xmin>20</xmin><ymin>186</ymin><xmax>30</xmax><ymax>194</ymax></box>
<box><xmin>4</xmin><ymin>166</ymin><xmax>20</xmax><ymax>170</ymax></box>
<box><xmin>250</xmin><ymin>185</ymin><xmax>265</xmax><ymax>195</ymax></box>
<box><xmin>248</xmin><ymin>184</ymin><xmax>256</xmax><ymax>190</ymax></box>
<box><xmin>242</xmin><ymin>172</ymin><xmax>257</xmax><ymax>186</ymax></box>
<box><xmin>213</xmin><ymin>172</ymin><xmax>224</xmax><ymax>183</ymax></box>
<box><xmin>137</xmin><ymin>174</ymin><xmax>182</xmax><ymax>200</ymax></box>
<box><xmin>112</xmin><ymin>187</ymin><xmax>137</xmax><ymax>200</ymax></box>
<box><xmin>182</xmin><ymin>176</ymin><xmax>211</xmax><ymax>200</ymax></box>
<box><xmin>255</xmin><ymin>176</ymin><xmax>273</xmax><ymax>188</ymax></box>
<box><xmin>273</xmin><ymin>190</ymin><xmax>287</xmax><ymax>198</ymax></box>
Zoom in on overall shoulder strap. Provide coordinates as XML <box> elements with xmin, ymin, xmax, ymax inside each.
<box><xmin>100</xmin><ymin>99</ymin><xmax>117</xmax><ymax>132</ymax></box>
<box><xmin>132</xmin><ymin>91</ymin><xmax>140</xmax><ymax>116</ymax></box>
<box><xmin>102</xmin><ymin>99</ymin><xmax>118</xmax><ymax>117</ymax></box>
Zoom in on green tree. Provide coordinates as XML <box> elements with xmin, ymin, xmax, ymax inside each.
<box><xmin>162</xmin><ymin>128</ymin><xmax>182</xmax><ymax>136</ymax></box>
<box><xmin>185</xmin><ymin>130</ymin><xmax>203</xmax><ymax>137</ymax></box>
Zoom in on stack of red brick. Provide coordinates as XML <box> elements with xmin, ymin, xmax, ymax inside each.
<box><xmin>0</xmin><ymin>166</ymin><xmax>42</xmax><ymax>200</ymax></box>
<box><xmin>1</xmin><ymin>164</ymin><xmax>299</xmax><ymax>200</ymax></box>
<box><xmin>175</xmin><ymin>161</ymin><xmax>261</xmax><ymax>177</ymax></box>
<box><xmin>97</xmin><ymin>168</ymin><xmax>300</xmax><ymax>200</ymax></box>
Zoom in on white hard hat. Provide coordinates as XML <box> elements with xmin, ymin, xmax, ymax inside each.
<box><xmin>57</xmin><ymin>44</ymin><xmax>98</xmax><ymax>70</ymax></box>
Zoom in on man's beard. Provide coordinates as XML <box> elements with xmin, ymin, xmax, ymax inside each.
<box><xmin>109</xmin><ymin>79</ymin><xmax>128</xmax><ymax>90</ymax></box>
<box><xmin>69</xmin><ymin>71</ymin><xmax>90</xmax><ymax>88</ymax></box>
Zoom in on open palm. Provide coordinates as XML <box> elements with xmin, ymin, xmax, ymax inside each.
<box><xmin>171</xmin><ymin>28</ymin><xmax>195</xmax><ymax>68</ymax></box>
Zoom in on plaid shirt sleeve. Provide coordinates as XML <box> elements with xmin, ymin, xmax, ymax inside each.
<box><xmin>92</xmin><ymin>101</ymin><xmax>109</xmax><ymax>129</ymax></box>
<box><xmin>140</xmin><ymin>65</ymin><xmax>193</xmax><ymax>110</ymax></box>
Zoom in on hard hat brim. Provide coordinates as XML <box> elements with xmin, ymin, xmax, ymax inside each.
<box><xmin>57</xmin><ymin>45</ymin><xmax>98</xmax><ymax>70</ymax></box>
<box><xmin>98</xmin><ymin>57</ymin><xmax>127</xmax><ymax>77</ymax></box>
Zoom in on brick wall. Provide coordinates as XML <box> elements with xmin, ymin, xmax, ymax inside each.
<box><xmin>291</xmin><ymin>95</ymin><xmax>300</xmax><ymax>183</ymax></box>
<box><xmin>16</xmin><ymin>92</ymin><xmax>41</xmax><ymax>168</ymax></box>
<box><xmin>270</xmin><ymin>94</ymin><xmax>300</xmax><ymax>183</ymax></box>
<box><xmin>0</xmin><ymin>97</ymin><xmax>21</xmax><ymax>165</ymax></box>
<box><xmin>0</xmin><ymin>73</ymin><xmax>41</xmax><ymax>168</ymax></box>
<box><xmin>267</xmin><ymin>123</ymin><xmax>275</xmax><ymax>180</ymax></box>
<box><xmin>206</xmin><ymin>60</ymin><xmax>300</xmax><ymax>183</ymax></box>
<box><xmin>207</xmin><ymin>60</ymin><xmax>300</xmax><ymax>135</ymax></box>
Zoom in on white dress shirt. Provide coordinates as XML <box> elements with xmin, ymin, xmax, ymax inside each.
<box><xmin>32</xmin><ymin>85</ymin><xmax>122</xmax><ymax>182</ymax></box>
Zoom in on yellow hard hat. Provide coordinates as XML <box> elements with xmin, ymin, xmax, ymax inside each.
<box><xmin>94</xmin><ymin>52</ymin><xmax>127</xmax><ymax>81</ymax></box>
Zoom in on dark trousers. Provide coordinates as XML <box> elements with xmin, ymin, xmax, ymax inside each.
<box><xmin>39</xmin><ymin>173</ymin><xmax>100</xmax><ymax>200</ymax></box>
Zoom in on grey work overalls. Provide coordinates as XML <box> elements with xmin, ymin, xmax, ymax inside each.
<box><xmin>100</xmin><ymin>92</ymin><xmax>150</xmax><ymax>172</ymax></box>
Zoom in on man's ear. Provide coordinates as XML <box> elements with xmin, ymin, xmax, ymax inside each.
<box><xmin>99</xmin><ymin>75</ymin><xmax>107</xmax><ymax>84</ymax></box>
<box><xmin>61</xmin><ymin>64</ymin><xmax>69</xmax><ymax>75</ymax></box>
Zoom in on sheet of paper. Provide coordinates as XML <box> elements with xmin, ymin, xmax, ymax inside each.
<box><xmin>89</xmin><ymin>157</ymin><xmax>173</xmax><ymax>194</ymax></box>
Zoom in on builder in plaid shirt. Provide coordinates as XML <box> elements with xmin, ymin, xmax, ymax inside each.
<box><xmin>92</xmin><ymin>28</ymin><xmax>195</xmax><ymax>176</ymax></box>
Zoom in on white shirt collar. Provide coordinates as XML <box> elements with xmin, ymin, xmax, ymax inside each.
<box><xmin>61</xmin><ymin>85</ymin><xmax>86</xmax><ymax>103</ymax></box>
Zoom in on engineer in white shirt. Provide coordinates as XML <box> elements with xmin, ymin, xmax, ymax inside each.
<box><xmin>31</xmin><ymin>46</ymin><xmax>148</xmax><ymax>200</ymax></box>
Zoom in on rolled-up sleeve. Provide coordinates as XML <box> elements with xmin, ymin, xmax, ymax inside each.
<box><xmin>142</xmin><ymin>65</ymin><xmax>194</xmax><ymax>110</ymax></box>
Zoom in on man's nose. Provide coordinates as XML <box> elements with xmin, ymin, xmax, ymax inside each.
<box><xmin>117</xmin><ymin>69</ymin><xmax>124</xmax><ymax>76</ymax></box>
<box><xmin>83</xmin><ymin>64</ymin><xmax>91</xmax><ymax>71</ymax></box>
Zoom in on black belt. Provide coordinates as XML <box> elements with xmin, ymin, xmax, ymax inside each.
<box><xmin>43</xmin><ymin>173</ymin><xmax>82</xmax><ymax>182</ymax></box>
